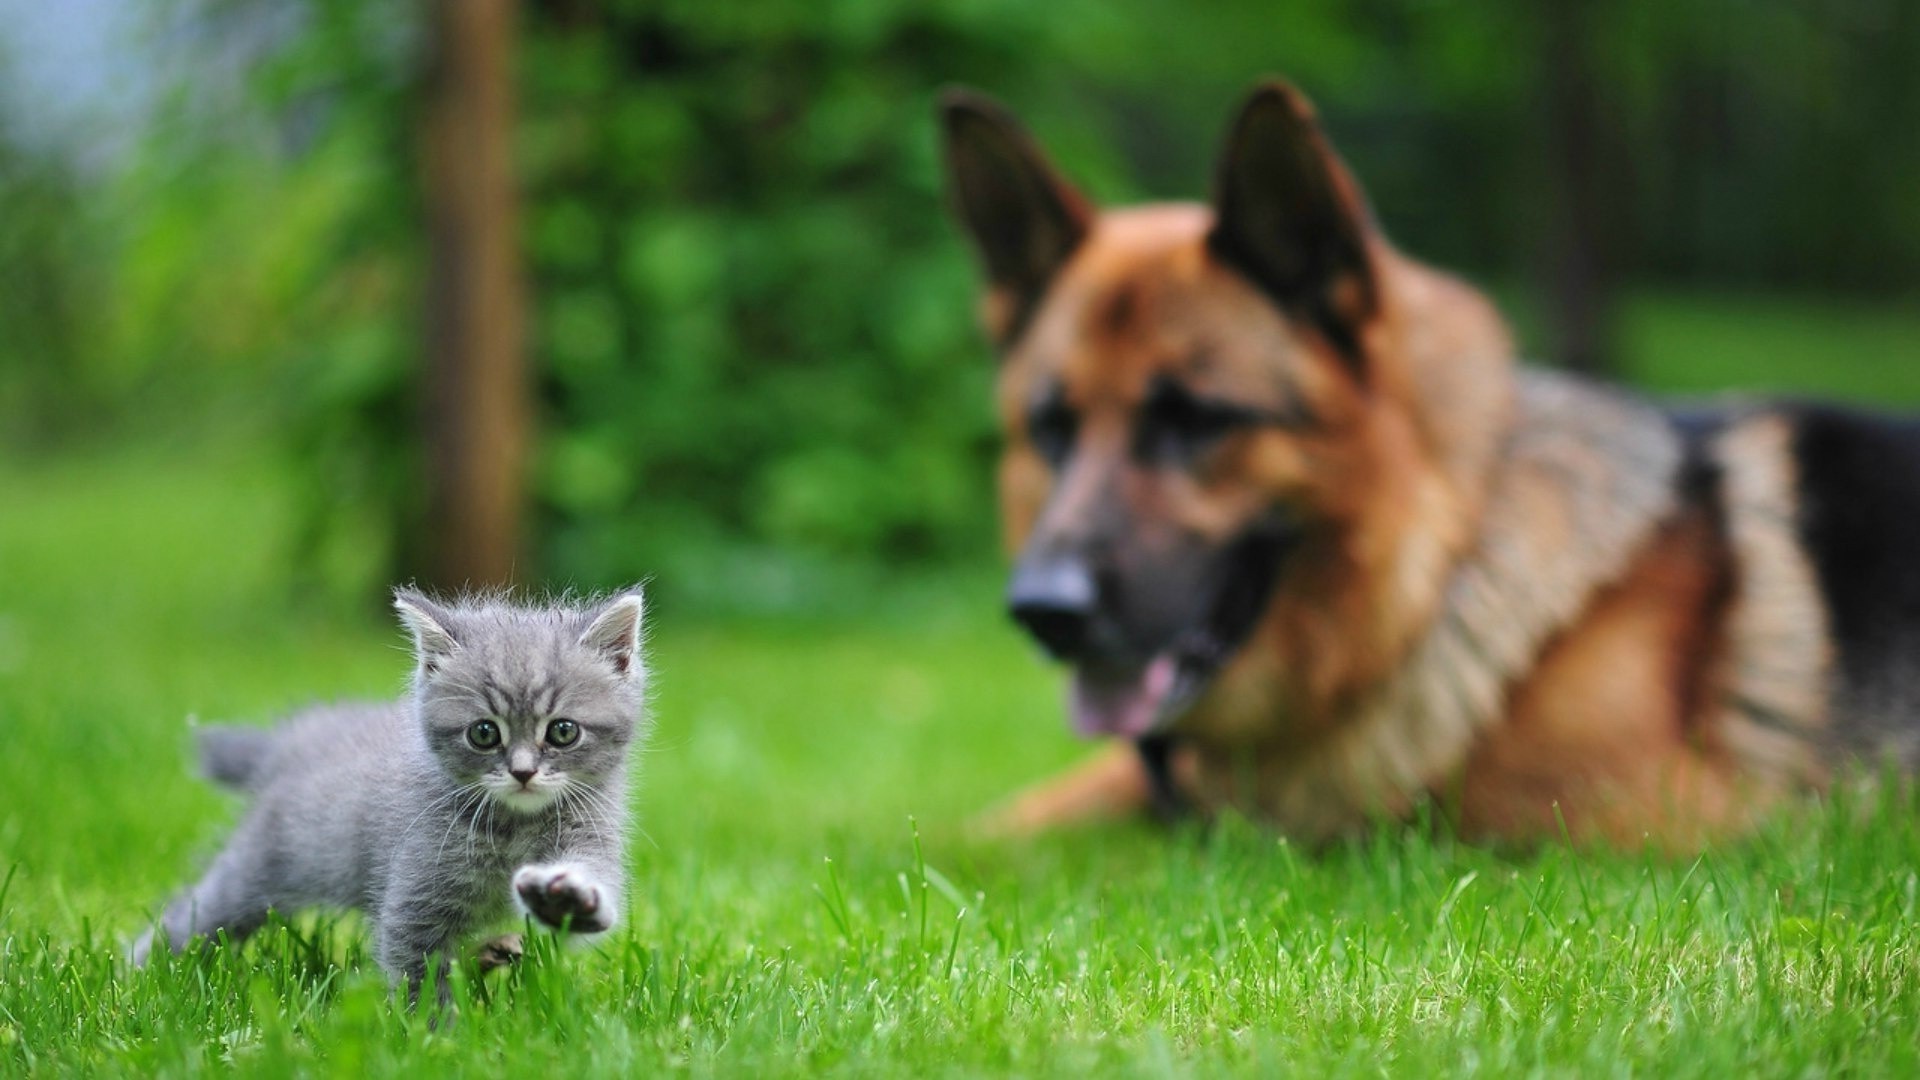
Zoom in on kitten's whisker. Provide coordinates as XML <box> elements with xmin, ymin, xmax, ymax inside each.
<box><xmin>465</xmin><ymin>788</ymin><xmax>492</xmax><ymax>864</ymax></box>
<box><xmin>586</xmin><ymin>791</ymin><xmax>622</xmax><ymax>842</ymax></box>
<box><xmin>556</xmin><ymin>784</ymin><xmax>592</xmax><ymax>836</ymax></box>
<box><xmin>571</xmin><ymin>783</ymin><xmax>643</xmax><ymax>852</ymax></box>
<box><xmin>429</xmin><ymin>792</ymin><xmax>471</xmax><ymax>866</ymax></box>
<box><xmin>434</xmin><ymin>786</ymin><xmax>489</xmax><ymax>867</ymax></box>
<box><xmin>476</xmin><ymin>785</ymin><xmax>497</xmax><ymax>848</ymax></box>
<box><xmin>394</xmin><ymin>779</ymin><xmax>483</xmax><ymax>848</ymax></box>
<box><xmin>552</xmin><ymin>785</ymin><xmax>590</xmax><ymax>850</ymax></box>
<box><xmin>573</xmin><ymin>785</ymin><xmax>612</xmax><ymax>831</ymax></box>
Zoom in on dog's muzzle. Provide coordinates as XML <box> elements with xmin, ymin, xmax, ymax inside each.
<box><xmin>1006</xmin><ymin>517</ymin><xmax>1298</xmax><ymax>739</ymax></box>
<box><xmin>1006</xmin><ymin>554</ymin><xmax>1098</xmax><ymax>661</ymax></box>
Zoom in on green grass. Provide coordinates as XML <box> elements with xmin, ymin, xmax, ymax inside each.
<box><xmin>1503</xmin><ymin>287</ymin><xmax>1920</xmax><ymax>405</ymax></box>
<box><xmin>4</xmin><ymin>292</ymin><xmax>1920</xmax><ymax>1075</ymax></box>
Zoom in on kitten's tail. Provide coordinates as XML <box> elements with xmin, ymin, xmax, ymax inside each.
<box><xmin>196</xmin><ymin>725</ymin><xmax>277</xmax><ymax>793</ymax></box>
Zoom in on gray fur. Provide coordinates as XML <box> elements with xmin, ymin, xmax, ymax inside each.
<box><xmin>195</xmin><ymin>726</ymin><xmax>278</xmax><ymax>792</ymax></box>
<box><xmin>132</xmin><ymin>586</ymin><xmax>649</xmax><ymax>1001</ymax></box>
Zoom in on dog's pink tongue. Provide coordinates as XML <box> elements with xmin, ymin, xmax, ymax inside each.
<box><xmin>1069</xmin><ymin>655</ymin><xmax>1177</xmax><ymax>739</ymax></box>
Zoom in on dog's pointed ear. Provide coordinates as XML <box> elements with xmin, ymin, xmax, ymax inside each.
<box><xmin>1208</xmin><ymin>81</ymin><xmax>1378</xmax><ymax>369</ymax></box>
<box><xmin>939</xmin><ymin>87</ymin><xmax>1092</xmax><ymax>348</ymax></box>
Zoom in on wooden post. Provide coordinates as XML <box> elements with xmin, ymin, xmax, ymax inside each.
<box><xmin>420</xmin><ymin>0</ymin><xmax>528</xmax><ymax>589</ymax></box>
<box><xmin>1539</xmin><ymin>0</ymin><xmax>1618</xmax><ymax>379</ymax></box>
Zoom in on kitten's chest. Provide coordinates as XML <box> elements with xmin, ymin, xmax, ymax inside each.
<box><xmin>408</xmin><ymin>818</ymin><xmax>553</xmax><ymax>925</ymax></box>
<box><xmin>460</xmin><ymin>812</ymin><xmax>566</xmax><ymax>877</ymax></box>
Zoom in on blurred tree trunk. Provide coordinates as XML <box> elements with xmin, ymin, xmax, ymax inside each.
<box><xmin>419</xmin><ymin>0</ymin><xmax>528</xmax><ymax>589</ymax></box>
<box><xmin>1539</xmin><ymin>0</ymin><xmax>1619</xmax><ymax>379</ymax></box>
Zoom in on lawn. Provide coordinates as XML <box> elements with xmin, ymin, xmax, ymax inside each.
<box><xmin>3</xmin><ymin>292</ymin><xmax>1920</xmax><ymax>1075</ymax></box>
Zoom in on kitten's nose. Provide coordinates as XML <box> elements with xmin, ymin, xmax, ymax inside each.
<box><xmin>510</xmin><ymin>766</ymin><xmax>536</xmax><ymax>785</ymax></box>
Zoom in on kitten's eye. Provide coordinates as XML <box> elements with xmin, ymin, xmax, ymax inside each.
<box><xmin>546</xmin><ymin>719</ymin><xmax>580</xmax><ymax>748</ymax></box>
<box><xmin>467</xmin><ymin>720</ymin><xmax>502</xmax><ymax>750</ymax></box>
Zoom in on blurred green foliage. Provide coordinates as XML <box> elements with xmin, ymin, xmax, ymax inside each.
<box><xmin>513</xmin><ymin>1</ymin><xmax>1030</xmax><ymax>577</ymax></box>
<box><xmin>2</xmin><ymin>0</ymin><xmax>1918</xmax><ymax>599</ymax></box>
<box><xmin>0</xmin><ymin>116</ymin><xmax>100</xmax><ymax>442</ymax></box>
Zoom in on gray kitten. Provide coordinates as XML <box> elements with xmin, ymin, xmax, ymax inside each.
<box><xmin>132</xmin><ymin>586</ymin><xmax>648</xmax><ymax>1000</ymax></box>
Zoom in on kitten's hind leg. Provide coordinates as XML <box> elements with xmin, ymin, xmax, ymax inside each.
<box><xmin>130</xmin><ymin>836</ymin><xmax>275</xmax><ymax>966</ymax></box>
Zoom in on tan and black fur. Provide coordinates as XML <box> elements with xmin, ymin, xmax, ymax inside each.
<box><xmin>940</xmin><ymin>80</ymin><xmax>1917</xmax><ymax>848</ymax></box>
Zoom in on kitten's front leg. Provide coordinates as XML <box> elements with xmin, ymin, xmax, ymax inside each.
<box><xmin>374</xmin><ymin>896</ymin><xmax>467</xmax><ymax>1009</ymax></box>
<box><xmin>512</xmin><ymin>861</ymin><xmax>620</xmax><ymax>934</ymax></box>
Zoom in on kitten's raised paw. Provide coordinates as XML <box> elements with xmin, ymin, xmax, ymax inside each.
<box><xmin>512</xmin><ymin>864</ymin><xmax>612</xmax><ymax>933</ymax></box>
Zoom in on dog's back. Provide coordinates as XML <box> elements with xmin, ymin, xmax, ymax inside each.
<box><xmin>1790</xmin><ymin>405</ymin><xmax>1920</xmax><ymax>759</ymax></box>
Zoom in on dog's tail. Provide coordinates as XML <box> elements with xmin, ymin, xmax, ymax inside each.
<box><xmin>195</xmin><ymin>725</ymin><xmax>278</xmax><ymax>794</ymax></box>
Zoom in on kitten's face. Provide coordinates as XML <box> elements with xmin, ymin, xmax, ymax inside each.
<box><xmin>427</xmin><ymin>700</ymin><xmax>623</xmax><ymax>814</ymax></box>
<box><xmin>395</xmin><ymin>589</ymin><xmax>647</xmax><ymax>816</ymax></box>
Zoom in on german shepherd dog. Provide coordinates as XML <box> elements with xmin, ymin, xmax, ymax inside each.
<box><xmin>939</xmin><ymin>80</ymin><xmax>1920</xmax><ymax>847</ymax></box>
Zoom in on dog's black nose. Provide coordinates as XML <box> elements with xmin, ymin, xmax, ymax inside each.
<box><xmin>1008</xmin><ymin>555</ymin><xmax>1097</xmax><ymax>660</ymax></box>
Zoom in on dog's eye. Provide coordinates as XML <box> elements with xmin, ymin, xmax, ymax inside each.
<box><xmin>546</xmin><ymin>718</ymin><xmax>580</xmax><ymax>748</ymax></box>
<box><xmin>467</xmin><ymin>719</ymin><xmax>502</xmax><ymax>750</ymax></box>
<box><xmin>1136</xmin><ymin>382</ymin><xmax>1254</xmax><ymax>465</ymax></box>
<box><xmin>1027</xmin><ymin>399</ymin><xmax>1078</xmax><ymax>468</ymax></box>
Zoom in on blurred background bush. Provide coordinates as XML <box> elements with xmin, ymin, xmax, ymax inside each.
<box><xmin>2</xmin><ymin>0</ymin><xmax>1917</xmax><ymax>610</ymax></box>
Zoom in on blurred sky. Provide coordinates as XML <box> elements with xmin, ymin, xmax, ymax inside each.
<box><xmin>0</xmin><ymin>0</ymin><xmax>148</xmax><ymax>164</ymax></box>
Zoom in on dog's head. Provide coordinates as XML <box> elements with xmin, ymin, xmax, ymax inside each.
<box><xmin>941</xmin><ymin>82</ymin><xmax>1511</xmax><ymax>741</ymax></box>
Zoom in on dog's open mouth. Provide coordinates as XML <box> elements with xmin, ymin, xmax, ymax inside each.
<box><xmin>1068</xmin><ymin>526</ymin><xmax>1294</xmax><ymax>739</ymax></box>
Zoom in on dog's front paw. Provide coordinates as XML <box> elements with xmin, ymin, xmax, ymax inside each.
<box><xmin>512</xmin><ymin>863</ymin><xmax>613</xmax><ymax>933</ymax></box>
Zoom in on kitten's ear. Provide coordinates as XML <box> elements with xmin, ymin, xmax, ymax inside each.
<box><xmin>393</xmin><ymin>588</ymin><xmax>461</xmax><ymax>675</ymax></box>
<box><xmin>580</xmin><ymin>587</ymin><xmax>646</xmax><ymax>678</ymax></box>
